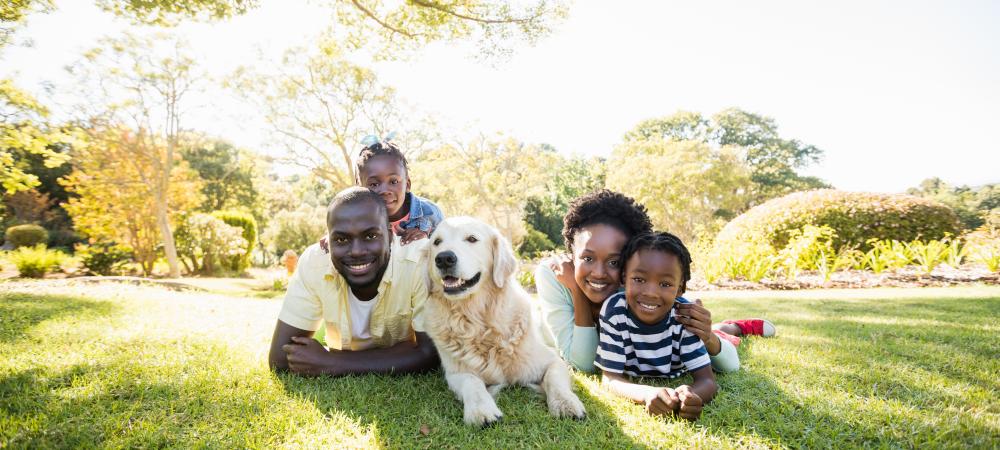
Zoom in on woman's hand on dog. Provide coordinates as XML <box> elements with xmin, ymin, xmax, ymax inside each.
<box><xmin>283</xmin><ymin>336</ymin><xmax>335</xmax><ymax>376</ymax></box>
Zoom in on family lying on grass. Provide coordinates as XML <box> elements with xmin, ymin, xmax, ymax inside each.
<box><xmin>268</xmin><ymin>136</ymin><xmax>776</xmax><ymax>423</ymax></box>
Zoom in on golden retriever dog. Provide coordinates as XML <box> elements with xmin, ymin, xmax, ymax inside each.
<box><xmin>424</xmin><ymin>216</ymin><xmax>586</xmax><ymax>426</ymax></box>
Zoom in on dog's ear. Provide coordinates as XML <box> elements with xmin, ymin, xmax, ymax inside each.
<box><xmin>424</xmin><ymin>229</ymin><xmax>438</xmax><ymax>295</ymax></box>
<box><xmin>491</xmin><ymin>230</ymin><xmax>518</xmax><ymax>289</ymax></box>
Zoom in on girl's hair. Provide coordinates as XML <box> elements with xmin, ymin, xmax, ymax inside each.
<box><xmin>355</xmin><ymin>140</ymin><xmax>408</xmax><ymax>183</ymax></box>
<box><xmin>562</xmin><ymin>189</ymin><xmax>652</xmax><ymax>253</ymax></box>
<box><xmin>620</xmin><ymin>231</ymin><xmax>692</xmax><ymax>295</ymax></box>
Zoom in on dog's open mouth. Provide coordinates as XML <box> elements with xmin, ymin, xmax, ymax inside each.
<box><xmin>441</xmin><ymin>272</ymin><xmax>481</xmax><ymax>294</ymax></box>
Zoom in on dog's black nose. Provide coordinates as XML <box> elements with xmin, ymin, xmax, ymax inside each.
<box><xmin>435</xmin><ymin>251</ymin><xmax>457</xmax><ymax>269</ymax></box>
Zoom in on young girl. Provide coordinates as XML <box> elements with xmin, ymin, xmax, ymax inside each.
<box><xmin>595</xmin><ymin>232</ymin><xmax>715</xmax><ymax>420</ymax></box>
<box><xmin>355</xmin><ymin>136</ymin><xmax>443</xmax><ymax>244</ymax></box>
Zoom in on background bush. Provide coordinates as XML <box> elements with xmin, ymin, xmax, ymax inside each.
<box><xmin>6</xmin><ymin>244</ymin><xmax>67</xmax><ymax>278</ymax></box>
<box><xmin>212</xmin><ymin>210</ymin><xmax>257</xmax><ymax>273</ymax></box>
<box><xmin>76</xmin><ymin>242</ymin><xmax>132</xmax><ymax>275</ymax></box>
<box><xmin>4</xmin><ymin>224</ymin><xmax>49</xmax><ymax>248</ymax></box>
<box><xmin>175</xmin><ymin>213</ymin><xmax>248</xmax><ymax>275</ymax></box>
<box><xmin>714</xmin><ymin>189</ymin><xmax>961</xmax><ymax>252</ymax></box>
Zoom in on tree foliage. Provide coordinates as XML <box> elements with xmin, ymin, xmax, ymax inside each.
<box><xmin>0</xmin><ymin>80</ymin><xmax>72</xmax><ymax>194</ymax></box>
<box><xmin>182</xmin><ymin>139</ymin><xmax>260</xmax><ymax>214</ymax></box>
<box><xmin>261</xmin><ymin>204</ymin><xmax>327</xmax><ymax>257</ymax></box>
<box><xmin>624</xmin><ymin>108</ymin><xmax>829</xmax><ymax>207</ymax></box>
<box><xmin>906</xmin><ymin>177</ymin><xmax>999</xmax><ymax>231</ymax></box>
<box><xmin>61</xmin><ymin>127</ymin><xmax>203</xmax><ymax>275</ymax></box>
<box><xmin>607</xmin><ymin>139</ymin><xmax>751</xmax><ymax>244</ymax></box>
<box><xmin>523</xmin><ymin>154</ymin><xmax>605</xmax><ymax>250</ymax></box>
<box><xmin>68</xmin><ymin>31</ymin><xmax>203</xmax><ymax>277</ymax></box>
<box><xmin>410</xmin><ymin>135</ymin><xmax>557</xmax><ymax>244</ymax></box>
<box><xmin>94</xmin><ymin>0</ymin><xmax>566</xmax><ymax>59</ymax></box>
<box><xmin>228</xmin><ymin>42</ymin><xmax>414</xmax><ymax>191</ymax></box>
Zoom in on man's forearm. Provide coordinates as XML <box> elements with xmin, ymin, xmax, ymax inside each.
<box><xmin>321</xmin><ymin>336</ymin><xmax>440</xmax><ymax>376</ymax></box>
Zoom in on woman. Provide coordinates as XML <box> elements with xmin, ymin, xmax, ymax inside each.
<box><xmin>535</xmin><ymin>190</ymin><xmax>773</xmax><ymax>373</ymax></box>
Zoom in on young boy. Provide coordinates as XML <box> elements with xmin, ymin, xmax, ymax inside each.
<box><xmin>594</xmin><ymin>231</ymin><xmax>718</xmax><ymax>421</ymax></box>
<box><xmin>355</xmin><ymin>136</ymin><xmax>443</xmax><ymax>245</ymax></box>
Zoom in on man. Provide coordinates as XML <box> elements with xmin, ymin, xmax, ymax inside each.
<box><xmin>268</xmin><ymin>187</ymin><xmax>438</xmax><ymax>376</ymax></box>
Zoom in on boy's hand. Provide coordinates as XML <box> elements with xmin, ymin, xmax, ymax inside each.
<box><xmin>675</xmin><ymin>385</ymin><xmax>704</xmax><ymax>421</ymax></box>
<box><xmin>675</xmin><ymin>299</ymin><xmax>713</xmax><ymax>342</ymax></box>
<box><xmin>400</xmin><ymin>228</ymin><xmax>428</xmax><ymax>245</ymax></box>
<box><xmin>644</xmin><ymin>387</ymin><xmax>680</xmax><ymax>416</ymax></box>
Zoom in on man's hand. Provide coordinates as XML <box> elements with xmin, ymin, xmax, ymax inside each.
<box><xmin>400</xmin><ymin>228</ymin><xmax>428</xmax><ymax>245</ymax></box>
<box><xmin>644</xmin><ymin>387</ymin><xmax>680</xmax><ymax>417</ymax></box>
<box><xmin>283</xmin><ymin>336</ymin><xmax>335</xmax><ymax>376</ymax></box>
<box><xmin>675</xmin><ymin>385</ymin><xmax>704</xmax><ymax>421</ymax></box>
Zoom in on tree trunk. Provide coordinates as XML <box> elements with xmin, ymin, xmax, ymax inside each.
<box><xmin>155</xmin><ymin>192</ymin><xmax>182</xmax><ymax>278</ymax></box>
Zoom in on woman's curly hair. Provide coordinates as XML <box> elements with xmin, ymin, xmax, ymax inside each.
<box><xmin>562</xmin><ymin>189</ymin><xmax>652</xmax><ymax>253</ymax></box>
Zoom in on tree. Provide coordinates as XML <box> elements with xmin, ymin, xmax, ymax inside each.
<box><xmin>68</xmin><ymin>32</ymin><xmax>202</xmax><ymax>277</ymax></box>
<box><xmin>1</xmin><ymin>80</ymin><xmax>72</xmax><ymax>194</ymax></box>
<box><xmin>228</xmin><ymin>42</ymin><xmax>418</xmax><ymax>191</ymax></box>
<box><xmin>410</xmin><ymin>134</ymin><xmax>557</xmax><ymax>244</ymax></box>
<box><xmin>907</xmin><ymin>177</ymin><xmax>1000</xmax><ymax>230</ymax></box>
<box><xmin>1</xmin><ymin>0</ymin><xmax>52</xmax><ymax>47</ymax></box>
<box><xmin>62</xmin><ymin>127</ymin><xmax>203</xmax><ymax>275</ymax></box>
<box><xmin>181</xmin><ymin>138</ymin><xmax>260</xmax><ymax>214</ymax></box>
<box><xmin>624</xmin><ymin>108</ymin><xmax>829</xmax><ymax>208</ymax></box>
<box><xmin>606</xmin><ymin>139</ymin><xmax>752</xmax><ymax>244</ymax></box>
<box><xmin>94</xmin><ymin>0</ymin><xmax>566</xmax><ymax>59</ymax></box>
<box><xmin>523</xmin><ymin>154</ymin><xmax>606</xmax><ymax>249</ymax></box>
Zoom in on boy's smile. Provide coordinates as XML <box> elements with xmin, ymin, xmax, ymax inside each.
<box><xmin>624</xmin><ymin>249</ymin><xmax>682</xmax><ymax>325</ymax></box>
<box><xmin>360</xmin><ymin>154</ymin><xmax>410</xmax><ymax>222</ymax></box>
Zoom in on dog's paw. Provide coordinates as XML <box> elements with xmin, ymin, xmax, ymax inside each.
<box><xmin>548</xmin><ymin>391</ymin><xmax>586</xmax><ymax>420</ymax></box>
<box><xmin>464</xmin><ymin>398</ymin><xmax>504</xmax><ymax>427</ymax></box>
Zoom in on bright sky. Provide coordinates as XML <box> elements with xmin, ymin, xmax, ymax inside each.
<box><xmin>4</xmin><ymin>0</ymin><xmax>998</xmax><ymax>193</ymax></box>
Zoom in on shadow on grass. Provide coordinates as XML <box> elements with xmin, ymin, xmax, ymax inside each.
<box><xmin>277</xmin><ymin>370</ymin><xmax>646</xmax><ymax>449</ymax></box>
<box><xmin>0</xmin><ymin>292</ymin><xmax>120</xmax><ymax>343</ymax></box>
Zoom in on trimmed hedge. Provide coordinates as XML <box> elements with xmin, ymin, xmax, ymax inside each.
<box><xmin>4</xmin><ymin>224</ymin><xmax>49</xmax><ymax>248</ymax></box>
<box><xmin>714</xmin><ymin>189</ymin><xmax>961</xmax><ymax>251</ymax></box>
<box><xmin>212</xmin><ymin>210</ymin><xmax>258</xmax><ymax>272</ymax></box>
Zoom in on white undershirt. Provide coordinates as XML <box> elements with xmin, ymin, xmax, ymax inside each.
<box><xmin>347</xmin><ymin>288</ymin><xmax>379</xmax><ymax>347</ymax></box>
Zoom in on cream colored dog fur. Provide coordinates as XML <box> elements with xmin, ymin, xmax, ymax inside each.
<box><xmin>424</xmin><ymin>216</ymin><xmax>586</xmax><ymax>426</ymax></box>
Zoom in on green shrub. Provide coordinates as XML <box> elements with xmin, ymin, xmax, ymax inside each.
<box><xmin>212</xmin><ymin>210</ymin><xmax>258</xmax><ymax>272</ymax></box>
<box><xmin>175</xmin><ymin>213</ymin><xmax>248</xmax><ymax>275</ymax></box>
<box><xmin>518</xmin><ymin>225</ymin><xmax>558</xmax><ymax>259</ymax></box>
<box><xmin>714</xmin><ymin>190</ymin><xmax>961</xmax><ymax>252</ymax></box>
<box><xmin>76</xmin><ymin>243</ymin><xmax>133</xmax><ymax>275</ymax></box>
<box><xmin>6</xmin><ymin>244</ymin><xmax>67</xmax><ymax>278</ymax></box>
<box><xmin>5</xmin><ymin>224</ymin><xmax>48</xmax><ymax>248</ymax></box>
<box><xmin>906</xmin><ymin>239</ymin><xmax>949</xmax><ymax>274</ymax></box>
<box><xmin>966</xmin><ymin>220</ymin><xmax>1000</xmax><ymax>272</ymax></box>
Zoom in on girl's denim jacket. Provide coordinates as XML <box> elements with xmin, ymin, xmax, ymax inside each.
<box><xmin>399</xmin><ymin>192</ymin><xmax>444</xmax><ymax>233</ymax></box>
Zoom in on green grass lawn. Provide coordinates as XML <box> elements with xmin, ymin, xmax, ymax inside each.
<box><xmin>1</xmin><ymin>281</ymin><xmax>998</xmax><ymax>449</ymax></box>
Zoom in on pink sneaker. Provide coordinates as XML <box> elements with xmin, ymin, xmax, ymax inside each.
<box><xmin>722</xmin><ymin>319</ymin><xmax>777</xmax><ymax>337</ymax></box>
<box><xmin>712</xmin><ymin>329</ymin><xmax>742</xmax><ymax>347</ymax></box>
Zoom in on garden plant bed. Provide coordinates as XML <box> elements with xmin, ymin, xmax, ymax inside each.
<box><xmin>691</xmin><ymin>265</ymin><xmax>1000</xmax><ymax>291</ymax></box>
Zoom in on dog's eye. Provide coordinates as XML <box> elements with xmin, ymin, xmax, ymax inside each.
<box><xmin>433</xmin><ymin>238</ymin><xmax>442</xmax><ymax>245</ymax></box>
<box><xmin>466</xmin><ymin>236</ymin><xmax>478</xmax><ymax>243</ymax></box>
